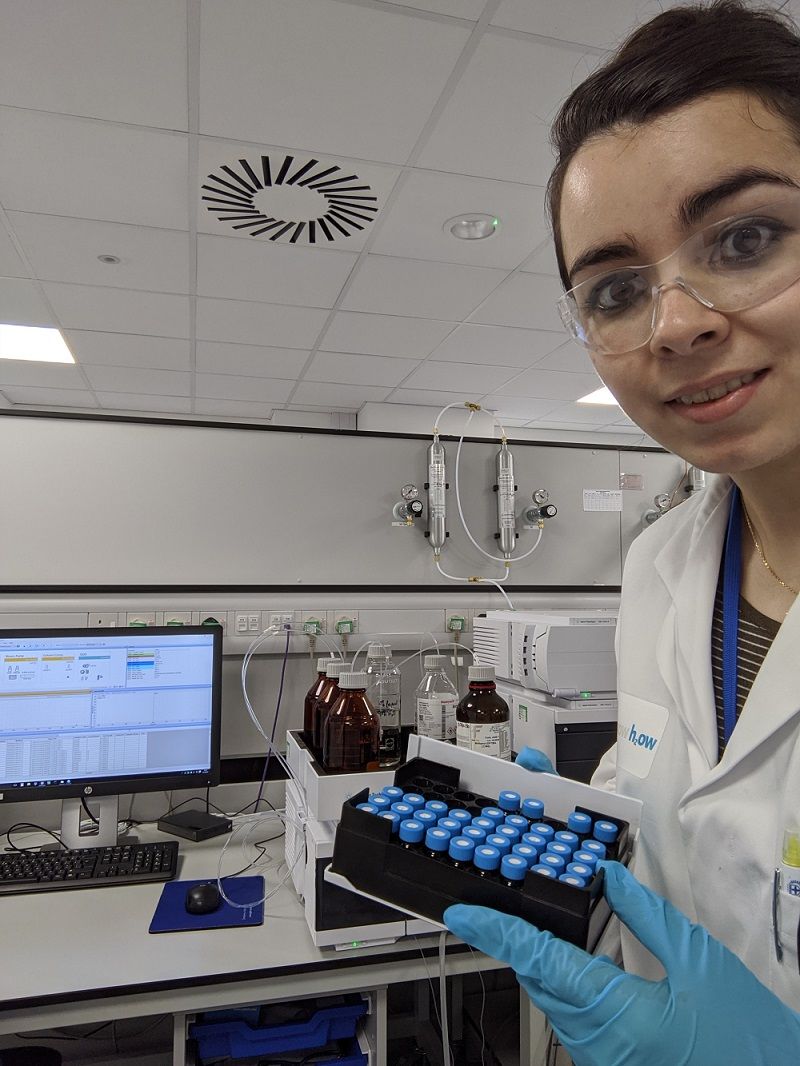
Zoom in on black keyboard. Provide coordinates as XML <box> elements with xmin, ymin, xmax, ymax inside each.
<box><xmin>0</xmin><ymin>840</ymin><xmax>179</xmax><ymax>895</ymax></box>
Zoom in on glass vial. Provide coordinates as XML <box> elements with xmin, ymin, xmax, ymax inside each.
<box><xmin>321</xmin><ymin>671</ymin><xmax>380</xmax><ymax>772</ymax></box>
<box><xmin>415</xmin><ymin>654</ymin><xmax>458</xmax><ymax>741</ymax></box>
<box><xmin>365</xmin><ymin>643</ymin><xmax>402</xmax><ymax>768</ymax></box>
<box><xmin>313</xmin><ymin>658</ymin><xmax>344</xmax><ymax>751</ymax></box>
<box><xmin>455</xmin><ymin>666</ymin><xmax>511</xmax><ymax>760</ymax></box>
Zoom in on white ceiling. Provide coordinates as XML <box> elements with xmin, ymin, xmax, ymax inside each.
<box><xmin>0</xmin><ymin>0</ymin><xmax>794</xmax><ymax>438</ymax></box>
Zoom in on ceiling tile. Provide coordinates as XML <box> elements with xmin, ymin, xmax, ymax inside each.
<box><xmin>388</xmin><ymin>0</ymin><xmax>485</xmax><ymax>17</ymax></box>
<box><xmin>307</xmin><ymin>351</ymin><xmax>418</xmax><ymax>387</ymax></box>
<box><xmin>43</xmin><ymin>284</ymin><xmax>191</xmax><ymax>339</ymax></box>
<box><xmin>553</xmin><ymin>402</ymin><xmax>625</xmax><ymax>424</ymax></box>
<box><xmin>83</xmin><ymin>366</ymin><xmax>191</xmax><ymax>396</ymax></box>
<box><xmin>198</xmin><ymin>0</ymin><xmax>472</xmax><ymax>162</ymax></box>
<box><xmin>0</xmin><ymin>360</ymin><xmax>88</xmax><ymax>389</ymax></box>
<box><xmin>372</xmin><ymin>170</ymin><xmax>547</xmax><ymax>269</ymax></box>
<box><xmin>399</xmin><ymin>360</ymin><xmax>518</xmax><ymax>393</ymax></box>
<box><xmin>533</xmin><ymin>339</ymin><xmax>594</xmax><ymax>374</ymax></box>
<box><xmin>492</xmin><ymin>0</ymin><xmax>672</xmax><ymax>51</ymax></box>
<box><xmin>197</xmin><ymin>138</ymin><xmax>401</xmax><ymax>252</ymax></box>
<box><xmin>196</xmin><ymin>342</ymin><xmax>309</xmax><ymax>379</ymax></box>
<box><xmin>430</xmin><ymin>323</ymin><xmax>564</xmax><ymax>367</ymax></box>
<box><xmin>522</xmin><ymin>237</ymin><xmax>561</xmax><ymax>278</ymax></box>
<box><xmin>492</xmin><ymin>366</ymin><xmax>600</xmax><ymax>400</ymax></box>
<box><xmin>67</xmin><ymin>332</ymin><xmax>191</xmax><ymax>371</ymax></box>
<box><xmin>3</xmin><ymin>385</ymin><xmax>98</xmax><ymax>407</ymax></box>
<box><xmin>197</xmin><ymin>234</ymin><xmax>356</xmax><ymax>307</ymax></box>
<box><xmin>343</xmin><ymin>255</ymin><xmax>507</xmax><ymax>320</ymax></box>
<box><xmin>389</xmin><ymin>387</ymin><xmax>490</xmax><ymax>408</ymax></box>
<box><xmin>8</xmin><ymin>213</ymin><xmax>190</xmax><ymax>294</ymax></box>
<box><xmin>196</xmin><ymin>374</ymin><xmax>294</xmax><ymax>403</ymax></box>
<box><xmin>481</xmin><ymin>395</ymin><xmax>562</xmax><ymax>420</ymax></box>
<box><xmin>0</xmin><ymin>278</ymin><xmax>56</xmax><ymax>326</ymax></box>
<box><xmin>416</xmin><ymin>33</ymin><xmax>599</xmax><ymax>184</ymax></box>
<box><xmin>0</xmin><ymin>225</ymin><xmax>28</xmax><ymax>278</ymax></box>
<box><xmin>96</xmin><ymin>393</ymin><xmax>192</xmax><ymax>414</ymax></box>
<box><xmin>320</xmin><ymin>311</ymin><xmax>455</xmax><ymax>359</ymax></box>
<box><xmin>291</xmin><ymin>381</ymin><xmax>392</xmax><ymax>408</ymax></box>
<box><xmin>195</xmin><ymin>297</ymin><xmax>328</xmax><ymax>348</ymax></box>
<box><xmin>193</xmin><ymin>397</ymin><xmax>276</xmax><ymax>419</ymax></box>
<box><xmin>469</xmin><ymin>272</ymin><xmax>563</xmax><ymax>330</ymax></box>
<box><xmin>0</xmin><ymin>0</ymin><xmax>187</xmax><ymax>128</ymax></box>
<box><xmin>0</xmin><ymin>108</ymin><xmax>188</xmax><ymax>229</ymax></box>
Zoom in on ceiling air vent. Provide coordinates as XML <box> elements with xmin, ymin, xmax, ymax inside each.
<box><xmin>202</xmin><ymin>154</ymin><xmax>378</xmax><ymax>243</ymax></box>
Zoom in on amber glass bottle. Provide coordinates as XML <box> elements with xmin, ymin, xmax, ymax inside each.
<box><xmin>455</xmin><ymin>665</ymin><xmax>511</xmax><ymax>760</ymax></box>
<box><xmin>313</xmin><ymin>659</ymin><xmax>344</xmax><ymax>750</ymax></box>
<box><xmin>322</xmin><ymin>671</ymin><xmax>380</xmax><ymax>772</ymax></box>
<box><xmin>304</xmin><ymin>659</ymin><xmax>333</xmax><ymax>737</ymax></box>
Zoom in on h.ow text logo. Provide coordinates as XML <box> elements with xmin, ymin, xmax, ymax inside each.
<box><xmin>627</xmin><ymin>724</ymin><xmax>658</xmax><ymax>751</ymax></box>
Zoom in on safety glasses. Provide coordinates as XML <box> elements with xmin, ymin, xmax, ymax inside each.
<box><xmin>557</xmin><ymin>195</ymin><xmax>800</xmax><ymax>355</ymax></box>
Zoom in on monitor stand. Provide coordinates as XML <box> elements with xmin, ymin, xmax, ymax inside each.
<box><xmin>58</xmin><ymin>796</ymin><xmax>137</xmax><ymax>849</ymax></box>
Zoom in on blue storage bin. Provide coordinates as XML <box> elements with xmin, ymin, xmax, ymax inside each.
<box><xmin>189</xmin><ymin>994</ymin><xmax>367</xmax><ymax>1063</ymax></box>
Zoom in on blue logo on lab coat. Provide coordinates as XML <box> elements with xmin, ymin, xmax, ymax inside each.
<box><xmin>627</xmin><ymin>724</ymin><xmax>658</xmax><ymax>751</ymax></box>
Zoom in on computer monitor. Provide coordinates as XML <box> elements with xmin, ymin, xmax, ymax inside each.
<box><xmin>0</xmin><ymin>625</ymin><xmax>222</xmax><ymax>848</ymax></box>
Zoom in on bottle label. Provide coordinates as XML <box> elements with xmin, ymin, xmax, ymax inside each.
<box><xmin>416</xmin><ymin>695</ymin><xmax>457</xmax><ymax>740</ymax></box>
<box><xmin>377</xmin><ymin>692</ymin><xmax>400</xmax><ymax>727</ymax></box>
<box><xmin>456</xmin><ymin>720</ymin><xmax>511</xmax><ymax>760</ymax></box>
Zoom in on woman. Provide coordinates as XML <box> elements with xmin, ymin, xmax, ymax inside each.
<box><xmin>445</xmin><ymin>3</ymin><xmax>800</xmax><ymax>1062</ymax></box>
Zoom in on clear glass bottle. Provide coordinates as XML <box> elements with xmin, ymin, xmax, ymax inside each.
<box><xmin>321</xmin><ymin>671</ymin><xmax>380</xmax><ymax>772</ymax></box>
<box><xmin>365</xmin><ymin>643</ymin><xmax>401</xmax><ymax>768</ymax></box>
<box><xmin>414</xmin><ymin>654</ymin><xmax>458</xmax><ymax>741</ymax></box>
<box><xmin>455</xmin><ymin>665</ymin><xmax>511</xmax><ymax>760</ymax></box>
<box><xmin>304</xmin><ymin>658</ymin><xmax>333</xmax><ymax>738</ymax></box>
<box><xmin>312</xmin><ymin>658</ymin><xmax>344</xmax><ymax>751</ymax></box>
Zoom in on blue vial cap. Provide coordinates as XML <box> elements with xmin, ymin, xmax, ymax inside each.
<box><xmin>380</xmin><ymin>811</ymin><xmax>401</xmax><ymax>834</ymax></box>
<box><xmin>559</xmin><ymin>873</ymin><xmax>587</xmax><ymax>888</ymax></box>
<box><xmin>554</xmin><ymin>831</ymin><xmax>580</xmax><ymax>851</ymax></box>
<box><xmin>356</xmin><ymin>803</ymin><xmax>378</xmax><ymax>814</ymax></box>
<box><xmin>462</xmin><ymin>825</ymin><xmax>487</xmax><ymax>843</ymax></box>
<box><xmin>472</xmin><ymin>817</ymin><xmax>496</xmax><ymax>833</ymax></box>
<box><xmin>425</xmin><ymin>799</ymin><xmax>449</xmax><ymax>817</ymax></box>
<box><xmin>368</xmin><ymin>795</ymin><xmax>392</xmax><ymax>812</ymax></box>
<box><xmin>495</xmin><ymin>824</ymin><xmax>521</xmax><ymax>844</ymax></box>
<box><xmin>403</xmin><ymin>793</ymin><xmax>426</xmax><ymax>810</ymax></box>
<box><xmin>522</xmin><ymin>832</ymin><xmax>547</xmax><ymax>852</ymax></box>
<box><xmin>511</xmin><ymin>843</ymin><xmax>538</xmax><ymax>867</ymax></box>
<box><xmin>532</xmin><ymin>864</ymin><xmax>557</xmax><ymax>879</ymax></box>
<box><xmin>382</xmin><ymin>786</ymin><xmax>404</xmax><ymax>801</ymax></box>
<box><xmin>391</xmin><ymin>802</ymin><xmax>414</xmax><ymax>818</ymax></box>
<box><xmin>399</xmin><ymin>819</ymin><xmax>425</xmax><ymax>844</ymax></box>
<box><xmin>486</xmin><ymin>833</ymin><xmax>511</xmax><ymax>856</ymax></box>
<box><xmin>567</xmin><ymin>861</ymin><xmax>594</xmax><ymax>881</ymax></box>
<box><xmin>593</xmin><ymin>819</ymin><xmax>620</xmax><ymax>844</ymax></box>
<box><xmin>438</xmin><ymin>818</ymin><xmax>461</xmax><ymax>837</ymax></box>
<box><xmin>573</xmin><ymin>850</ymin><xmax>599</xmax><ymax>871</ymax></box>
<box><xmin>530</xmin><ymin>822</ymin><xmax>555</xmax><ymax>841</ymax></box>
<box><xmin>481</xmin><ymin>807</ymin><xmax>505</xmax><ymax>825</ymax></box>
<box><xmin>504</xmin><ymin>815</ymin><xmax>528</xmax><ymax>831</ymax></box>
<box><xmin>415</xmin><ymin>809</ymin><xmax>438</xmax><ymax>827</ymax></box>
<box><xmin>498</xmin><ymin>790</ymin><xmax>521</xmax><ymax>812</ymax></box>
<box><xmin>501</xmin><ymin>854</ymin><xmax>527</xmax><ymax>882</ymax></box>
<box><xmin>521</xmin><ymin>797</ymin><xmax>545</xmax><ymax>821</ymax></box>
<box><xmin>425</xmin><ymin>827</ymin><xmax>450</xmax><ymax>853</ymax></box>
<box><xmin>540</xmin><ymin>852</ymin><xmax>567</xmax><ymax>873</ymax></box>
<box><xmin>567</xmin><ymin>811</ymin><xmax>593</xmax><ymax>835</ymax></box>
<box><xmin>449</xmin><ymin>835</ymin><xmax>476</xmax><ymax>862</ymax></box>
<box><xmin>546</xmin><ymin>841</ymin><xmax>573</xmax><ymax>859</ymax></box>
<box><xmin>448</xmin><ymin>808</ymin><xmax>472</xmax><ymax>825</ymax></box>
<box><xmin>581</xmin><ymin>839</ymin><xmax>607</xmax><ymax>859</ymax></box>
<box><xmin>474</xmin><ymin>844</ymin><xmax>501</xmax><ymax>872</ymax></box>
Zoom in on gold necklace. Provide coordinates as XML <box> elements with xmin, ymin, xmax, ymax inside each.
<box><xmin>742</xmin><ymin>503</ymin><xmax>800</xmax><ymax>596</ymax></box>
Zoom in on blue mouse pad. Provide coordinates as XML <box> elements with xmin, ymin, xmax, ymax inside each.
<box><xmin>149</xmin><ymin>876</ymin><xmax>265</xmax><ymax>933</ymax></box>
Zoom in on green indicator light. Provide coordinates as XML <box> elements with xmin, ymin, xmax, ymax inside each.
<box><xmin>581</xmin><ymin>691</ymin><xmax>592</xmax><ymax>698</ymax></box>
<box><xmin>352</xmin><ymin>940</ymin><xmax>360</xmax><ymax>947</ymax></box>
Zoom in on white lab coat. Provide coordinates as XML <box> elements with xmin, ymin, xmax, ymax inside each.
<box><xmin>592</xmin><ymin>472</ymin><xmax>800</xmax><ymax>1011</ymax></box>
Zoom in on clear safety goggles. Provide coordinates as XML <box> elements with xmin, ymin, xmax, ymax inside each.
<box><xmin>557</xmin><ymin>195</ymin><xmax>800</xmax><ymax>356</ymax></box>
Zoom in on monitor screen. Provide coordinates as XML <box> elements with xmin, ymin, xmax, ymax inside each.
<box><xmin>0</xmin><ymin>626</ymin><xmax>222</xmax><ymax>803</ymax></box>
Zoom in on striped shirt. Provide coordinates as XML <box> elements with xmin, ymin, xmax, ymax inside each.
<box><xmin>711</xmin><ymin>576</ymin><xmax>781</xmax><ymax>759</ymax></box>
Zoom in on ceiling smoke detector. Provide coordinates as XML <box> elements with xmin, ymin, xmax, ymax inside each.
<box><xmin>444</xmin><ymin>213</ymin><xmax>499</xmax><ymax>240</ymax></box>
<box><xmin>202</xmin><ymin>153</ymin><xmax>378</xmax><ymax>244</ymax></box>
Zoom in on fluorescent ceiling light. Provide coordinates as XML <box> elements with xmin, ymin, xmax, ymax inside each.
<box><xmin>577</xmin><ymin>385</ymin><xmax>619</xmax><ymax>406</ymax></box>
<box><xmin>0</xmin><ymin>324</ymin><xmax>75</xmax><ymax>363</ymax></box>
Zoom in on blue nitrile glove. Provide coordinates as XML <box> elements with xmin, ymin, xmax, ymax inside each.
<box><xmin>515</xmin><ymin>745</ymin><xmax>556</xmax><ymax>774</ymax></box>
<box><xmin>445</xmin><ymin>861</ymin><xmax>800</xmax><ymax>1066</ymax></box>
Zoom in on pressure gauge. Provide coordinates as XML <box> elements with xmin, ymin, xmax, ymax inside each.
<box><xmin>654</xmin><ymin>493</ymin><xmax>670</xmax><ymax>510</ymax></box>
<box><xmin>408</xmin><ymin>500</ymin><xmax>424</xmax><ymax>517</ymax></box>
<box><xmin>532</xmin><ymin>488</ymin><xmax>550</xmax><ymax>505</ymax></box>
<box><xmin>401</xmin><ymin>483</ymin><xmax>419</xmax><ymax>502</ymax></box>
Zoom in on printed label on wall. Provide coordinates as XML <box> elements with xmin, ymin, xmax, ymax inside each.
<box><xmin>583</xmin><ymin>489</ymin><xmax>623</xmax><ymax>512</ymax></box>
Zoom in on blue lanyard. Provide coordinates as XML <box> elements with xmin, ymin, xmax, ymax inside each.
<box><xmin>721</xmin><ymin>484</ymin><xmax>742</xmax><ymax>743</ymax></box>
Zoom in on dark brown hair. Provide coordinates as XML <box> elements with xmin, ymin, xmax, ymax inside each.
<box><xmin>547</xmin><ymin>0</ymin><xmax>800</xmax><ymax>288</ymax></box>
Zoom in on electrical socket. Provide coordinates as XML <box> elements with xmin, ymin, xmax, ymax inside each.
<box><xmin>192</xmin><ymin>611</ymin><xmax>227</xmax><ymax>634</ymax></box>
<box><xmin>445</xmin><ymin>608</ymin><xmax>470</xmax><ymax>633</ymax></box>
<box><xmin>88</xmin><ymin>611</ymin><xmax>119</xmax><ymax>628</ymax></box>
<box><xmin>126</xmin><ymin>611</ymin><xmax>161</xmax><ymax>627</ymax></box>
<box><xmin>301</xmin><ymin>612</ymin><xmax>326</xmax><ymax>635</ymax></box>
<box><xmin>163</xmin><ymin>611</ymin><xmax>192</xmax><ymax>626</ymax></box>
<box><xmin>269</xmin><ymin>612</ymin><xmax>294</xmax><ymax>631</ymax></box>
<box><xmin>332</xmin><ymin>611</ymin><xmax>358</xmax><ymax>635</ymax></box>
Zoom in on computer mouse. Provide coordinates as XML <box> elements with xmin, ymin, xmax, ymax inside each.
<box><xmin>185</xmin><ymin>881</ymin><xmax>222</xmax><ymax>915</ymax></box>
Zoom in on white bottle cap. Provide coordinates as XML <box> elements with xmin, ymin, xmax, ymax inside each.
<box><xmin>317</xmin><ymin>658</ymin><xmax>332</xmax><ymax>672</ymax></box>
<box><xmin>468</xmin><ymin>665</ymin><xmax>496</xmax><ymax>682</ymax></box>
<box><xmin>367</xmin><ymin>642</ymin><xmax>386</xmax><ymax>658</ymax></box>
<box><xmin>424</xmin><ymin>655</ymin><xmax>447</xmax><ymax>669</ymax></box>
<box><xmin>325</xmin><ymin>659</ymin><xmax>345</xmax><ymax>678</ymax></box>
<box><xmin>339</xmin><ymin>671</ymin><xmax>369</xmax><ymax>689</ymax></box>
